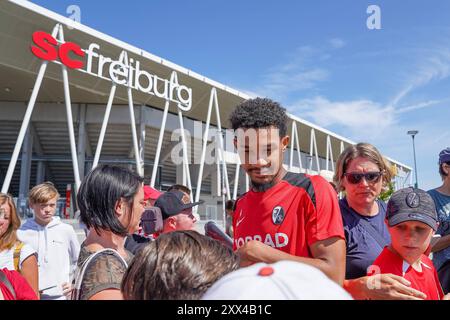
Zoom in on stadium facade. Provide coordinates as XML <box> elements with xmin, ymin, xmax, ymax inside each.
<box><xmin>0</xmin><ymin>0</ymin><xmax>413</xmax><ymax>224</ymax></box>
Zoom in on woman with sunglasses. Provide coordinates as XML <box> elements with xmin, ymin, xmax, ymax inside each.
<box><xmin>334</xmin><ymin>143</ymin><xmax>426</xmax><ymax>300</ymax></box>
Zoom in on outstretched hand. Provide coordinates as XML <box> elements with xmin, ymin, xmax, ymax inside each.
<box><xmin>360</xmin><ymin>273</ymin><xmax>427</xmax><ymax>300</ymax></box>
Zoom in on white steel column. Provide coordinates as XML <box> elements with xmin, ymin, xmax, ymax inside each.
<box><xmin>245</xmin><ymin>171</ymin><xmax>250</xmax><ymax>192</ymax></box>
<box><xmin>127</xmin><ymin>88</ymin><xmax>143</xmax><ymax>176</ymax></box>
<box><xmin>77</xmin><ymin>104</ymin><xmax>87</xmax><ymax>179</ymax></box>
<box><xmin>215</xmin><ymin>136</ymin><xmax>221</xmax><ymax>197</ymax></box>
<box><xmin>139</xmin><ymin>105</ymin><xmax>146</xmax><ymax>177</ymax></box>
<box><xmin>18</xmin><ymin>126</ymin><xmax>33</xmax><ymax>205</ymax></box>
<box><xmin>289</xmin><ymin>121</ymin><xmax>302</xmax><ymax>171</ymax></box>
<box><xmin>213</xmin><ymin>96</ymin><xmax>230</xmax><ymax>200</ymax></box>
<box><xmin>309</xmin><ymin>129</ymin><xmax>320</xmax><ymax>172</ymax></box>
<box><xmin>150</xmin><ymin>100</ymin><xmax>170</xmax><ymax>187</ymax></box>
<box><xmin>289</xmin><ymin>121</ymin><xmax>295</xmax><ymax>170</ymax></box>
<box><xmin>326</xmin><ymin>135</ymin><xmax>335</xmax><ymax>172</ymax></box>
<box><xmin>178</xmin><ymin>110</ymin><xmax>192</xmax><ymax>192</ymax></box>
<box><xmin>1</xmin><ymin>24</ymin><xmax>60</xmax><ymax>194</ymax></box>
<box><xmin>58</xmin><ymin>25</ymin><xmax>81</xmax><ymax>191</ymax></box>
<box><xmin>92</xmin><ymin>84</ymin><xmax>116</xmax><ymax>169</ymax></box>
<box><xmin>195</xmin><ymin>88</ymin><xmax>216</xmax><ymax>203</ymax></box>
<box><xmin>233</xmin><ymin>161</ymin><xmax>240</xmax><ymax>200</ymax></box>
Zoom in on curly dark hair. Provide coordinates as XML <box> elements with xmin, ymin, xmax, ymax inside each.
<box><xmin>229</xmin><ymin>98</ymin><xmax>288</xmax><ymax>137</ymax></box>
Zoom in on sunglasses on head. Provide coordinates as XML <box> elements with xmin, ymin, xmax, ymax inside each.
<box><xmin>344</xmin><ymin>171</ymin><xmax>383</xmax><ymax>184</ymax></box>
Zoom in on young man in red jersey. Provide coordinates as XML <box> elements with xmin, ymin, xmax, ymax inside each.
<box><xmin>229</xmin><ymin>98</ymin><xmax>346</xmax><ymax>285</ymax></box>
<box><xmin>369</xmin><ymin>187</ymin><xmax>450</xmax><ymax>300</ymax></box>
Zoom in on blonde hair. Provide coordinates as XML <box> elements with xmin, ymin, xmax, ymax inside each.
<box><xmin>0</xmin><ymin>193</ymin><xmax>21</xmax><ymax>251</ymax></box>
<box><xmin>333</xmin><ymin>142</ymin><xmax>393</xmax><ymax>192</ymax></box>
<box><xmin>28</xmin><ymin>182</ymin><xmax>60</xmax><ymax>205</ymax></box>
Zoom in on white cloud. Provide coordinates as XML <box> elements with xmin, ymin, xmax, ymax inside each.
<box><xmin>395</xmin><ymin>100</ymin><xmax>444</xmax><ymax>114</ymax></box>
<box><xmin>232</xmin><ymin>39</ymin><xmax>347</xmax><ymax>101</ymax></box>
<box><xmin>329</xmin><ymin>38</ymin><xmax>346</xmax><ymax>49</ymax></box>
<box><xmin>288</xmin><ymin>96</ymin><xmax>396</xmax><ymax>138</ymax></box>
<box><xmin>264</xmin><ymin>68</ymin><xmax>329</xmax><ymax>95</ymax></box>
<box><xmin>256</xmin><ymin>44</ymin><xmax>334</xmax><ymax>100</ymax></box>
<box><xmin>388</xmin><ymin>49</ymin><xmax>450</xmax><ymax>107</ymax></box>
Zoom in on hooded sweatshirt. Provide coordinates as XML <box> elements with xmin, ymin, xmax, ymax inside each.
<box><xmin>17</xmin><ymin>217</ymin><xmax>80</xmax><ymax>300</ymax></box>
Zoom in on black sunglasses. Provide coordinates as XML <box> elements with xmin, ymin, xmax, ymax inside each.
<box><xmin>344</xmin><ymin>172</ymin><xmax>383</xmax><ymax>184</ymax></box>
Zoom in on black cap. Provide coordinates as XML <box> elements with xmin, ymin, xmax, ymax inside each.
<box><xmin>154</xmin><ymin>190</ymin><xmax>204</xmax><ymax>219</ymax></box>
<box><xmin>386</xmin><ymin>187</ymin><xmax>438</xmax><ymax>231</ymax></box>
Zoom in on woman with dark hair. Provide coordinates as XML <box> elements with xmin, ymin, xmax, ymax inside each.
<box><xmin>72</xmin><ymin>165</ymin><xmax>145</xmax><ymax>300</ymax></box>
<box><xmin>121</xmin><ymin>230</ymin><xmax>240</xmax><ymax>300</ymax></box>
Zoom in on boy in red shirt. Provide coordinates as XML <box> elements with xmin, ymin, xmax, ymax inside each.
<box><xmin>369</xmin><ymin>187</ymin><xmax>449</xmax><ymax>300</ymax></box>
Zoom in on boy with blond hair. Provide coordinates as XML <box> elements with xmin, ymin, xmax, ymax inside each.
<box><xmin>369</xmin><ymin>187</ymin><xmax>449</xmax><ymax>300</ymax></box>
<box><xmin>18</xmin><ymin>182</ymin><xmax>79</xmax><ymax>300</ymax></box>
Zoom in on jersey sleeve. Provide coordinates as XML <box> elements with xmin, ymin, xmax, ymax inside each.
<box><xmin>305</xmin><ymin>175</ymin><xmax>345</xmax><ymax>246</ymax></box>
<box><xmin>231</xmin><ymin>196</ymin><xmax>243</xmax><ymax>251</ymax></box>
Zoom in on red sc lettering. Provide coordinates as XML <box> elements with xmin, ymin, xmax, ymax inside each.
<box><xmin>30</xmin><ymin>31</ymin><xmax>85</xmax><ymax>69</ymax></box>
<box><xmin>31</xmin><ymin>31</ymin><xmax>58</xmax><ymax>61</ymax></box>
<box><xmin>59</xmin><ymin>42</ymin><xmax>85</xmax><ymax>69</ymax></box>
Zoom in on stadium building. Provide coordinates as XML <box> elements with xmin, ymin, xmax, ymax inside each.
<box><xmin>0</xmin><ymin>0</ymin><xmax>413</xmax><ymax>225</ymax></box>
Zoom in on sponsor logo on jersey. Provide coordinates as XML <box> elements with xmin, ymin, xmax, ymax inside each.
<box><xmin>236</xmin><ymin>209</ymin><xmax>245</xmax><ymax>227</ymax></box>
<box><xmin>234</xmin><ymin>233</ymin><xmax>289</xmax><ymax>249</ymax></box>
<box><xmin>272</xmin><ymin>206</ymin><xmax>285</xmax><ymax>225</ymax></box>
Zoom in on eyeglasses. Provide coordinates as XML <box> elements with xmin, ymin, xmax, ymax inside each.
<box><xmin>344</xmin><ymin>172</ymin><xmax>383</xmax><ymax>184</ymax></box>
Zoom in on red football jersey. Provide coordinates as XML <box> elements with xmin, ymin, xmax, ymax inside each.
<box><xmin>369</xmin><ymin>247</ymin><xmax>444</xmax><ymax>300</ymax></box>
<box><xmin>232</xmin><ymin>172</ymin><xmax>344</xmax><ymax>258</ymax></box>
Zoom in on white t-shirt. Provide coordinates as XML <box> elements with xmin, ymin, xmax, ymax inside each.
<box><xmin>0</xmin><ymin>242</ymin><xmax>37</xmax><ymax>271</ymax></box>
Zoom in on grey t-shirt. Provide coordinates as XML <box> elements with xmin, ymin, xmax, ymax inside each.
<box><xmin>76</xmin><ymin>243</ymin><xmax>133</xmax><ymax>300</ymax></box>
<box><xmin>427</xmin><ymin>189</ymin><xmax>450</xmax><ymax>270</ymax></box>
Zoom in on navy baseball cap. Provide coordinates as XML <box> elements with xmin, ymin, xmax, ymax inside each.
<box><xmin>439</xmin><ymin>147</ymin><xmax>450</xmax><ymax>164</ymax></box>
<box><xmin>386</xmin><ymin>187</ymin><xmax>438</xmax><ymax>231</ymax></box>
<box><xmin>154</xmin><ymin>190</ymin><xmax>204</xmax><ymax>219</ymax></box>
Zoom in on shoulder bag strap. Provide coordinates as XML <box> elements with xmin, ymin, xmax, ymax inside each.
<box><xmin>71</xmin><ymin>248</ymin><xmax>128</xmax><ymax>300</ymax></box>
<box><xmin>13</xmin><ymin>242</ymin><xmax>25</xmax><ymax>272</ymax></box>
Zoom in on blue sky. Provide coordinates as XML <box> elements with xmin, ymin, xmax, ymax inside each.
<box><xmin>32</xmin><ymin>0</ymin><xmax>450</xmax><ymax>190</ymax></box>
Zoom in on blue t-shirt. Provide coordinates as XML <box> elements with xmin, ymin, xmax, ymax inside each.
<box><xmin>427</xmin><ymin>189</ymin><xmax>450</xmax><ymax>271</ymax></box>
<box><xmin>340</xmin><ymin>198</ymin><xmax>391</xmax><ymax>280</ymax></box>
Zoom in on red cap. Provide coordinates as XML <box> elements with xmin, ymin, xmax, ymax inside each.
<box><xmin>258</xmin><ymin>266</ymin><xmax>274</xmax><ymax>277</ymax></box>
<box><xmin>143</xmin><ymin>186</ymin><xmax>162</xmax><ymax>201</ymax></box>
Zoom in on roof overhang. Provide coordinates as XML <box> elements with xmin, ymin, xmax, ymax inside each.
<box><xmin>0</xmin><ymin>0</ymin><xmax>412</xmax><ymax>172</ymax></box>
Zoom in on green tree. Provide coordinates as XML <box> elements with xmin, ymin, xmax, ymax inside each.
<box><xmin>378</xmin><ymin>182</ymin><xmax>395</xmax><ymax>202</ymax></box>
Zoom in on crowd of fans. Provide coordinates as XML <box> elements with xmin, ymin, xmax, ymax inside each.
<box><xmin>1</xmin><ymin>98</ymin><xmax>449</xmax><ymax>300</ymax></box>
